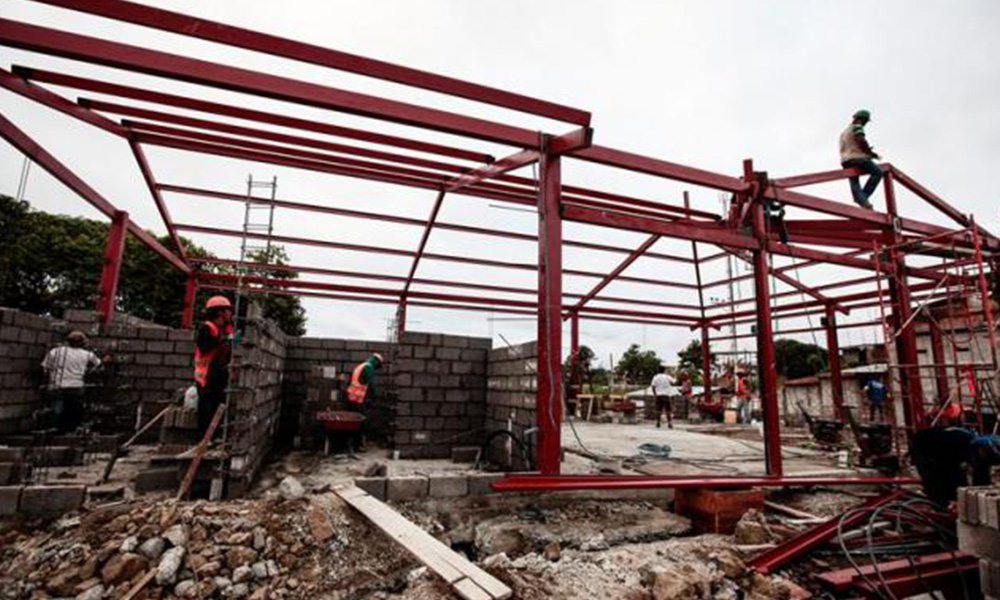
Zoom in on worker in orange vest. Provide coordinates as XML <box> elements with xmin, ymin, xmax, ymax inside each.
<box><xmin>345</xmin><ymin>353</ymin><xmax>383</xmax><ymax>451</ymax></box>
<box><xmin>193</xmin><ymin>296</ymin><xmax>235</xmax><ymax>435</ymax></box>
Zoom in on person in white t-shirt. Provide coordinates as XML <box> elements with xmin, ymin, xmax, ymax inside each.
<box><xmin>41</xmin><ymin>330</ymin><xmax>105</xmax><ymax>432</ymax></box>
<box><xmin>650</xmin><ymin>365</ymin><xmax>676</xmax><ymax>429</ymax></box>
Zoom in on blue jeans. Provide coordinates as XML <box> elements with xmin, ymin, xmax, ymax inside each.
<box><xmin>842</xmin><ymin>158</ymin><xmax>882</xmax><ymax>206</ymax></box>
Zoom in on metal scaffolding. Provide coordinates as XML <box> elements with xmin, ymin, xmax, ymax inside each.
<box><xmin>1</xmin><ymin>0</ymin><xmax>998</xmax><ymax>489</ymax></box>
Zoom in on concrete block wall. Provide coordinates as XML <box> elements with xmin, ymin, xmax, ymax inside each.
<box><xmin>281</xmin><ymin>336</ymin><xmax>392</xmax><ymax>445</ymax></box>
<box><xmin>0</xmin><ymin>308</ymin><xmax>57</xmax><ymax>434</ymax></box>
<box><xmin>62</xmin><ymin>309</ymin><xmax>193</xmax><ymax>433</ymax></box>
<box><xmin>392</xmin><ymin>332</ymin><xmax>491</xmax><ymax>459</ymax></box>
<box><xmin>226</xmin><ymin>304</ymin><xmax>287</xmax><ymax>498</ymax></box>
<box><xmin>485</xmin><ymin>341</ymin><xmax>537</xmax><ymax>470</ymax></box>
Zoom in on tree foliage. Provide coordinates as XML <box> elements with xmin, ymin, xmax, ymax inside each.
<box><xmin>774</xmin><ymin>338</ymin><xmax>828</xmax><ymax>379</ymax></box>
<box><xmin>614</xmin><ymin>344</ymin><xmax>662</xmax><ymax>385</ymax></box>
<box><xmin>676</xmin><ymin>339</ymin><xmax>715</xmax><ymax>385</ymax></box>
<box><xmin>0</xmin><ymin>195</ymin><xmax>306</xmax><ymax>335</ymax></box>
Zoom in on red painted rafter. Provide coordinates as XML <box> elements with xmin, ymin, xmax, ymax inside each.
<box><xmin>0</xmin><ymin>68</ymin><xmax>126</xmax><ymax>137</ymax></box>
<box><xmin>126</xmin><ymin>138</ymin><xmax>187</xmax><ymax>260</ymax></box>
<box><xmin>0</xmin><ymin>18</ymin><xmax>543</xmax><ymax>146</ymax></box>
<box><xmin>567</xmin><ymin>234</ymin><xmax>661</xmax><ymax>316</ymax></box>
<box><xmin>401</xmin><ymin>190</ymin><xmax>446</xmax><ymax>299</ymax></box>
<box><xmin>29</xmin><ymin>0</ymin><xmax>591</xmax><ymax>126</ymax></box>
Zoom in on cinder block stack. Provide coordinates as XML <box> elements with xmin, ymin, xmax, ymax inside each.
<box><xmin>391</xmin><ymin>332</ymin><xmax>490</xmax><ymax>459</ymax></box>
<box><xmin>225</xmin><ymin>304</ymin><xmax>287</xmax><ymax>498</ymax></box>
<box><xmin>0</xmin><ymin>308</ymin><xmax>56</xmax><ymax>434</ymax></box>
<box><xmin>958</xmin><ymin>485</ymin><xmax>1000</xmax><ymax>599</ymax></box>
<box><xmin>484</xmin><ymin>341</ymin><xmax>537</xmax><ymax>470</ymax></box>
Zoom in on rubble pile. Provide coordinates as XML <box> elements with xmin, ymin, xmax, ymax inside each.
<box><xmin>0</xmin><ymin>486</ymin><xmax>414</xmax><ymax>600</ymax></box>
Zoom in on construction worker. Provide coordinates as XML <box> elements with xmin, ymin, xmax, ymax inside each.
<box><xmin>346</xmin><ymin>353</ymin><xmax>383</xmax><ymax>450</ymax></box>
<box><xmin>839</xmin><ymin>109</ymin><xmax>882</xmax><ymax>209</ymax></box>
<box><xmin>863</xmin><ymin>377</ymin><xmax>887</xmax><ymax>422</ymax></box>
<box><xmin>41</xmin><ymin>330</ymin><xmax>107</xmax><ymax>432</ymax></box>
<box><xmin>651</xmin><ymin>365</ymin><xmax>675</xmax><ymax>429</ymax></box>
<box><xmin>911</xmin><ymin>426</ymin><xmax>1000</xmax><ymax>507</ymax></box>
<box><xmin>193</xmin><ymin>296</ymin><xmax>235</xmax><ymax>436</ymax></box>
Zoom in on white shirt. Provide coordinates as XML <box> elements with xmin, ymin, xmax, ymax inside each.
<box><xmin>651</xmin><ymin>373</ymin><xmax>676</xmax><ymax>396</ymax></box>
<box><xmin>42</xmin><ymin>346</ymin><xmax>100</xmax><ymax>389</ymax></box>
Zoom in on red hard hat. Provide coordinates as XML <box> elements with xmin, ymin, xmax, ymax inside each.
<box><xmin>941</xmin><ymin>402</ymin><xmax>962</xmax><ymax>420</ymax></box>
<box><xmin>206</xmin><ymin>295</ymin><xmax>232</xmax><ymax>309</ymax></box>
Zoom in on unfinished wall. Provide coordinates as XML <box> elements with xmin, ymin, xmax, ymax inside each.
<box><xmin>393</xmin><ymin>332</ymin><xmax>490</xmax><ymax>458</ymax></box>
<box><xmin>485</xmin><ymin>341</ymin><xmax>537</xmax><ymax>470</ymax></box>
<box><xmin>225</xmin><ymin>304</ymin><xmax>287</xmax><ymax>497</ymax></box>
<box><xmin>0</xmin><ymin>308</ymin><xmax>56</xmax><ymax>434</ymax></box>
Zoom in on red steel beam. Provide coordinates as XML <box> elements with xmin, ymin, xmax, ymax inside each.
<box><xmin>176</xmin><ymin>223</ymin><xmax>701</xmax><ymax>291</ymax></box>
<box><xmin>563</xmin><ymin>203</ymin><xmax>758</xmax><ymax>250</ymax></box>
<box><xmin>161</xmin><ymin>184</ymin><xmax>696</xmax><ymax>265</ymax></box>
<box><xmin>29</xmin><ymin>0</ymin><xmax>592</xmax><ymax>126</ymax></box>
<box><xmin>571</xmin><ymin>144</ymin><xmax>747</xmax><ymax>193</ymax></box>
<box><xmin>95</xmin><ymin>210</ymin><xmax>128</xmax><ymax>325</ymax></box>
<box><xmin>181</xmin><ymin>272</ymin><xmax>197</xmax><ymax>329</ymax></box>
<box><xmin>0</xmin><ymin>112</ymin><xmax>189</xmax><ymax>273</ymax></box>
<box><xmin>891</xmin><ymin>165</ymin><xmax>1000</xmax><ymax>248</ymax></box>
<box><xmin>567</xmin><ymin>234</ymin><xmax>660</xmax><ymax>315</ymax></box>
<box><xmin>747</xmin><ymin>489</ymin><xmax>910</xmax><ymax>575</ymax></box>
<box><xmin>190</xmin><ymin>256</ymin><xmax>703</xmax><ymax>312</ymax></box>
<box><xmin>18</xmin><ymin>66</ymin><xmax>493</xmax><ymax>163</ymax></box>
<box><xmin>719</xmin><ymin>246</ymin><xmax>848</xmax><ymax>315</ymax></box>
<box><xmin>446</xmin><ymin>148</ymin><xmax>539</xmax><ymax>193</ymax></box>
<box><xmin>0</xmin><ymin>19</ymin><xmax>545</xmax><ymax>146</ymax></box>
<box><xmin>126</xmin><ymin>138</ymin><xmax>186</xmax><ymax>260</ymax></box>
<box><xmin>491</xmin><ymin>475</ymin><xmax>918</xmax><ymax>492</ymax></box>
<box><xmin>769</xmin><ymin>163</ymin><xmax>887</xmax><ymax>189</ymax></box>
<box><xmin>824</xmin><ymin>304</ymin><xmax>845</xmax><ymax>421</ymax></box>
<box><xmin>0</xmin><ymin>68</ymin><xmax>126</xmax><ymax>137</ymax></box>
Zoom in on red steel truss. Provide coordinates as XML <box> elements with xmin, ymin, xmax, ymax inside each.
<box><xmin>2</xmin><ymin>0</ymin><xmax>998</xmax><ymax>486</ymax></box>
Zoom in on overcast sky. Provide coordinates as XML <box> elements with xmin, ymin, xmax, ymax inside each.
<box><xmin>2</xmin><ymin>1</ymin><xmax>999</xmax><ymax>370</ymax></box>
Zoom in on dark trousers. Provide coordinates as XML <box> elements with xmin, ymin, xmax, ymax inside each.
<box><xmin>842</xmin><ymin>158</ymin><xmax>883</xmax><ymax>206</ymax></box>
<box><xmin>655</xmin><ymin>395</ymin><xmax>672</xmax><ymax>428</ymax></box>
<box><xmin>869</xmin><ymin>401</ymin><xmax>884</xmax><ymax>422</ymax></box>
<box><xmin>196</xmin><ymin>384</ymin><xmax>226</xmax><ymax>437</ymax></box>
<box><xmin>46</xmin><ymin>387</ymin><xmax>85</xmax><ymax>433</ymax></box>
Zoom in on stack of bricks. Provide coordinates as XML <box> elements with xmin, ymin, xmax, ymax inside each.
<box><xmin>282</xmin><ymin>337</ymin><xmax>391</xmax><ymax>445</ymax></box>
<box><xmin>62</xmin><ymin>309</ymin><xmax>193</xmax><ymax>435</ymax></box>
<box><xmin>485</xmin><ymin>340</ymin><xmax>537</xmax><ymax>470</ymax></box>
<box><xmin>392</xmin><ymin>332</ymin><xmax>490</xmax><ymax>459</ymax></box>
<box><xmin>958</xmin><ymin>485</ymin><xmax>1000</xmax><ymax>599</ymax></box>
<box><xmin>224</xmin><ymin>304</ymin><xmax>287</xmax><ymax>498</ymax></box>
<box><xmin>0</xmin><ymin>308</ymin><xmax>56</xmax><ymax>434</ymax></box>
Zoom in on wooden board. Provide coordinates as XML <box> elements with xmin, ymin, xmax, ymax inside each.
<box><xmin>335</xmin><ymin>486</ymin><xmax>512</xmax><ymax>600</ymax></box>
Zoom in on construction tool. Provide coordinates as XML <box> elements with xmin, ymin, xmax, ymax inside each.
<box><xmin>175</xmin><ymin>403</ymin><xmax>226</xmax><ymax>501</ymax></box>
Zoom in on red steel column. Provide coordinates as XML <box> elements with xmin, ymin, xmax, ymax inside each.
<box><xmin>884</xmin><ymin>172</ymin><xmax>926</xmax><ymax>429</ymax></box>
<box><xmin>96</xmin><ymin>210</ymin><xmax>128</xmax><ymax>326</ymax></box>
<box><xmin>181</xmin><ymin>271</ymin><xmax>197</xmax><ymax>329</ymax></box>
<box><xmin>928</xmin><ymin>320</ymin><xmax>949</xmax><ymax>402</ymax></box>
<box><xmin>747</xmin><ymin>160</ymin><xmax>782</xmax><ymax>477</ymax></box>
<box><xmin>569</xmin><ymin>313</ymin><xmax>581</xmax><ymax>401</ymax></box>
<box><xmin>701</xmin><ymin>327</ymin><xmax>712</xmax><ymax>405</ymax></box>
<box><xmin>536</xmin><ymin>144</ymin><xmax>563</xmax><ymax>475</ymax></box>
<box><xmin>824</xmin><ymin>304</ymin><xmax>845</xmax><ymax>421</ymax></box>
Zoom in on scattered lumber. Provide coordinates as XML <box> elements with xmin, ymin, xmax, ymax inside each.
<box><xmin>335</xmin><ymin>486</ymin><xmax>511</xmax><ymax>600</ymax></box>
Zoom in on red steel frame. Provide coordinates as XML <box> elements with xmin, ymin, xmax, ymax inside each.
<box><xmin>1</xmin><ymin>0</ymin><xmax>997</xmax><ymax>488</ymax></box>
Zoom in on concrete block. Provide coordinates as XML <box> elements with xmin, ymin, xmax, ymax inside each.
<box><xmin>959</xmin><ymin>521</ymin><xmax>1000</xmax><ymax>561</ymax></box>
<box><xmin>436</xmin><ymin>347</ymin><xmax>461</xmax><ymax>360</ymax></box>
<box><xmin>386</xmin><ymin>476</ymin><xmax>428</xmax><ymax>502</ymax></box>
<box><xmin>467</xmin><ymin>473</ymin><xmax>504</xmax><ymax>496</ymax></box>
<box><xmin>354</xmin><ymin>477</ymin><xmax>386</xmax><ymax>500</ymax></box>
<box><xmin>429</xmin><ymin>475</ymin><xmax>468</xmax><ymax>498</ymax></box>
<box><xmin>20</xmin><ymin>485</ymin><xmax>86</xmax><ymax>515</ymax></box>
<box><xmin>413</xmin><ymin>346</ymin><xmax>434</xmax><ymax>359</ymax></box>
<box><xmin>135</xmin><ymin>466</ymin><xmax>179</xmax><ymax>493</ymax></box>
<box><xmin>0</xmin><ymin>447</ymin><xmax>25</xmax><ymax>462</ymax></box>
<box><xmin>0</xmin><ymin>485</ymin><xmax>21</xmax><ymax>515</ymax></box>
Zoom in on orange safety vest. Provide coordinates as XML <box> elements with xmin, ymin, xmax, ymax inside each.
<box><xmin>193</xmin><ymin>321</ymin><xmax>233</xmax><ymax>387</ymax></box>
<box><xmin>346</xmin><ymin>362</ymin><xmax>369</xmax><ymax>405</ymax></box>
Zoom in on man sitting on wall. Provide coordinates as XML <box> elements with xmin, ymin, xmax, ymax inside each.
<box><xmin>41</xmin><ymin>330</ymin><xmax>107</xmax><ymax>433</ymax></box>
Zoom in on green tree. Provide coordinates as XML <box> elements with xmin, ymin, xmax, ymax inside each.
<box><xmin>774</xmin><ymin>338</ymin><xmax>828</xmax><ymax>379</ymax></box>
<box><xmin>677</xmin><ymin>339</ymin><xmax>715</xmax><ymax>385</ymax></box>
<box><xmin>614</xmin><ymin>344</ymin><xmax>662</xmax><ymax>385</ymax></box>
<box><xmin>240</xmin><ymin>245</ymin><xmax>307</xmax><ymax>336</ymax></box>
<box><xmin>0</xmin><ymin>196</ymin><xmax>307</xmax><ymax>334</ymax></box>
<box><xmin>563</xmin><ymin>344</ymin><xmax>595</xmax><ymax>390</ymax></box>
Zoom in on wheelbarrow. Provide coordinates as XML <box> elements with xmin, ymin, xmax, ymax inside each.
<box><xmin>314</xmin><ymin>410</ymin><xmax>366</xmax><ymax>456</ymax></box>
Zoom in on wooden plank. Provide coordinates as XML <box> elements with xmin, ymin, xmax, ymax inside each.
<box><xmin>454</xmin><ymin>577</ymin><xmax>492</xmax><ymax>600</ymax></box>
<box><xmin>336</xmin><ymin>487</ymin><xmax>511</xmax><ymax>599</ymax></box>
<box><xmin>175</xmin><ymin>403</ymin><xmax>225</xmax><ymax>500</ymax></box>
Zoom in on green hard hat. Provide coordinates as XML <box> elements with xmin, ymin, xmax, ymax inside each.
<box><xmin>853</xmin><ymin>109</ymin><xmax>871</xmax><ymax>121</ymax></box>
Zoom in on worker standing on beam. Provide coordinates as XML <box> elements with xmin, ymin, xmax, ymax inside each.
<box><xmin>346</xmin><ymin>353</ymin><xmax>383</xmax><ymax>450</ymax></box>
<box><xmin>839</xmin><ymin>109</ymin><xmax>882</xmax><ymax>209</ymax></box>
<box><xmin>193</xmin><ymin>295</ymin><xmax>235</xmax><ymax>436</ymax></box>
